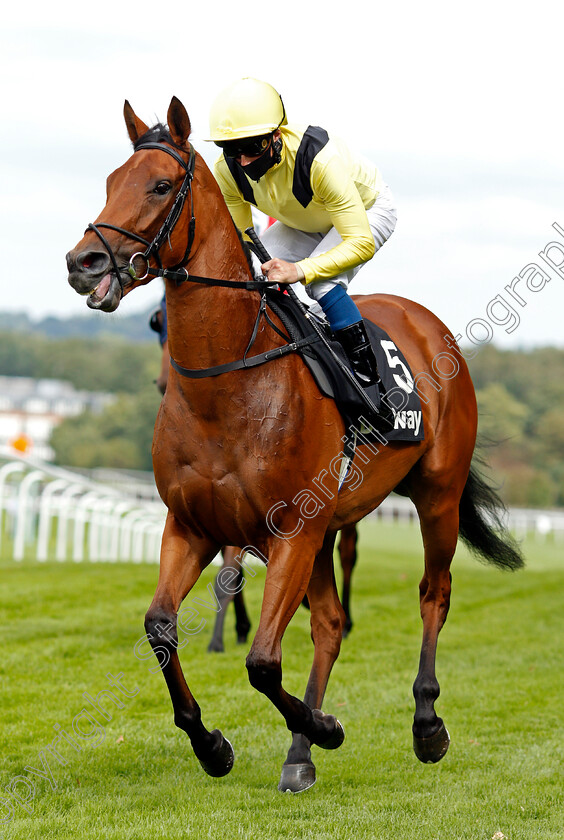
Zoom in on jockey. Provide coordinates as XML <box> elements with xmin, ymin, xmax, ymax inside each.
<box><xmin>208</xmin><ymin>77</ymin><xmax>397</xmax><ymax>390</ymax></box>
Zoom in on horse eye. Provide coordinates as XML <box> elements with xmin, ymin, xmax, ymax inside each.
<box><xmin>154</xmin><ymin>181</ymin><xmax>172</xmax><ymax>195</ymax></box>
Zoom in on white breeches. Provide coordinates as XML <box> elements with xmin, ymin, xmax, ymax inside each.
<box><xmin>259</xmin><ymin>184</ymin><xmax>397</xmax><ymax>300</ymax></box>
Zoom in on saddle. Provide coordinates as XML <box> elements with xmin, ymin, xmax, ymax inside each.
<box><xmin>264</xmin><ymin>287</ymin><xmax>424</xmax><ymax>447</ymax></box>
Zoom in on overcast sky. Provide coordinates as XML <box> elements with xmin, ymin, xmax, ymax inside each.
<box><xmin>2</xmin><ymin>1</ymin><xmax>563</xmax><ymax>349</ymax></box>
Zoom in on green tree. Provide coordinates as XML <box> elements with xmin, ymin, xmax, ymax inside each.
<box><xmin>50</xmin><ymin>389</ymin><xmax>161</xmax><ymax>470</ymax></box>
<box><xmin>0</xmin><ymin>331</ymin><xmax>160</xmax><ymax>393</ymax></box>
<box><xmin>476</xmin><ymin>382</ymin><xmax>528</xmax><ymax>443</ymax></box>
<box><xmin>534</xmin><ymin>408</ymin><xmax>564</xmax><ymax>461</ymax></box>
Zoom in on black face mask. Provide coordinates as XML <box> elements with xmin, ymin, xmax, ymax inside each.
<box><xmin>239</xmin><ymin>137</ymin><xmax>282</xmax><ymax>182</ymax></box>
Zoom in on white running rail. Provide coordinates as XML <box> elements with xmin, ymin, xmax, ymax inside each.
<box><xmin>1</xmin><ymin>447</ymin><xmax>563</xmax><ymax>563</ymax></box>
<box><xmin>0</xmin><ymin>446</ymin><xmax>166</xmax><ymax>563</ymax></box>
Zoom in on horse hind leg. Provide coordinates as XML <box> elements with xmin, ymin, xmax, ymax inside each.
<box><xmin>233</xmin><ymin>586</ymin><xmax>251</xmax><ymax>644</ymax></box>
<box><xmin>337</xmin><ymin>523</ymin><xmax>358</xmax><ymax>637</ymax></box>
<box><xmin>410</xmin><ymin>493</ymin><xmax>459</xmax><ymax>764</ymax></box>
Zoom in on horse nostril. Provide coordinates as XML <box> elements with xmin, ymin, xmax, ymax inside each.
<box><xmin>76</xmin><ymin>250</ymin><xmax>111</xmax><ymax>275</ymax></box>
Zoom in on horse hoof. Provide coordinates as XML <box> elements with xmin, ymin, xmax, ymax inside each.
<box><xmin>207</xmin><ymin>641</ymin><xmax>224</xmax><ymax>653</ymax></box>
<box><xmin>312</xmin><ymin>710</ymin><xmax>345</xmax><ymax>750</ymax></box>
<box><xmin>413</xmin><ymin>721</ymin><xmax>450</xmax><ymax>764</ymax></box>
<box><xmin>278</xmin><ymin>762</ymin><xmax>316</xmax><ymax>793</ymax></box>
<box><xmin>197</xmin><ymin>730</ymin><xmax>234</xmax><ymax>777</ymax></box>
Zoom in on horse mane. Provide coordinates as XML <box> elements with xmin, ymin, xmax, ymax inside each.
<box><xmin>133</xmin><ymin>123</ymin><xmax>256</xmax><ymax>278</ymax></box>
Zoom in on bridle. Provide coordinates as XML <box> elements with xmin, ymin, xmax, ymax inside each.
<box><xmin>86</xmin><ymin>138</ymin><xmax>281</xmax><ymax>293</ymax></box>
<box><xmin>86</xmin><ymin>141</ymin><xmax>197</xmax><ymax>295</ymax></box>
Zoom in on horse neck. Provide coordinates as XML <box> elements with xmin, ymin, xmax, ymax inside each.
<box><xmin>164</xmin><ymin>156</ymin><xmax>263</xmax><ymax>372</ymax></box>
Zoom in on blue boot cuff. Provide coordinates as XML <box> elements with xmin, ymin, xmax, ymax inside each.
<box><xmin>318</xmin><ymin>285</ymin><xmax>363</xmax><ymax>331</ymax></box>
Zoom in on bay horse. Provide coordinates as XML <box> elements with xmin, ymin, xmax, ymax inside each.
<box><xmin>66</xmin><ymin>97</ymin><xmax>523</xmax><ymax>792</ymax></box>
<box><xmin>151</xmin><ymin>300</ymin><xmax>360</xmax><ymax>649</ymax></box>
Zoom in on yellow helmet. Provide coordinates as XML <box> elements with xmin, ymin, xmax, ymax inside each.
<box><xmin>209</xmin><ymin>77</ymin><xmax>287</xmax><ymax>142</ymax></box>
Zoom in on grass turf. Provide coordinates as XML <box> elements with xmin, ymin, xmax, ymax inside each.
<box><xmin>1</xmin><ymin>519</ymin><xmax>563</xmax><ymax>839</ymax></box>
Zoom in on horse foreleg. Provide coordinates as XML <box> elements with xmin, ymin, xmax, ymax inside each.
<box><xmin>411</xmin><ymin>501</ymin><xmax>458</xmax><ymax>764</ymax></box>
<box><xmin>245</xmin><ymin>537</ymin><xmax>344</xmax><ymax>760</ymax></box>
<box><xmin>144</xmin><ymin>513</ymin><xmax>234</xmax><ymax>777</ymax></box>
<box><xmin>207</xmin><ymin>546</ymin><xmax>249</xmax><ymax>653</ymax></box>
<box><xmin>337</xmin><ymin>523</ymin><xmax>358</xmax><ymax>637</ymax></box>
<box><xmin>207</xmin><ymin>594</ymin><xmax>231</xmax><ymax>653</ymax></box>
<box><xmin>222</xmin><ymin>545</ymin><xmax>251</xmax><ymax>644</ymax></box>
<box><xmin>279</xmin><ymin>532</ymin><xmax>346</xmax><ymax>793</ymax></box>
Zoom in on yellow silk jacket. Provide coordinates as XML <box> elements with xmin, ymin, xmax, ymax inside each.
<box><xmin>213</xmin><ymin>124</ymin><xmax>385</xmax><ymax>284</ymax></box>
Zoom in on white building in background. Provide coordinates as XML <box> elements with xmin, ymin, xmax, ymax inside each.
<box><xmin>0</xmin><ymin>376</ymin><xmax>115</xmax><ymax>460</ymax></box>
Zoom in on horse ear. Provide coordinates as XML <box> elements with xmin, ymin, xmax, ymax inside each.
<box><xmin>123</xmin><ymin>100</ymin><xmax>149</xmax><ymax>144</ymax></box>
<box><xmin>167</xmin><ymin>96</ymin><xmax>192</xmax><ymax>147</ymax></box>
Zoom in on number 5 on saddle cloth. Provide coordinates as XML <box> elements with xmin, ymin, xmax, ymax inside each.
<box><xmin>244</xmin><ymin>229</ymin><xmax>425</xmax><ymax>455</ymax></box>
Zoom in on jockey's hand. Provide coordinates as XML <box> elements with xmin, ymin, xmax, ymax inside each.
<box><xmin>261</xmin><ymin>258</ymin><xmax>302</xmax><ymax>284</ymax></box>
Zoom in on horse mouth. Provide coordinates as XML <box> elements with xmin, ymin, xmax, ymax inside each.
<box><xmin>83</xmin><ymin>273</ymin><xmax>123</xmax><ymax>312</ymax></box>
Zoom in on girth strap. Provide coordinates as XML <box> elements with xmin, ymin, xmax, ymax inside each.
<box><xmin>170</xmin><ymin>334</ymin><xmax>320</xmax><ymax>379</ymax></box>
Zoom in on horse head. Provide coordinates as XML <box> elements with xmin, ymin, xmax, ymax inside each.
<box><xmin>66</xmin><ymin>97</ymin><xmax>194</xmax><ymax>312</ymax></box>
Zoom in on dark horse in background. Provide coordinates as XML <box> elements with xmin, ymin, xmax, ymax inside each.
<box><xmin>66</xmin><ymin>97</ymin><xmax>523</xmax><ymax>792</ymax></box>
<box><xmin>206</xmin><ymin>532</ymin><xmax>358</xmax><ymax>654</ymax></box>
<box><xmin>151</xmin><ymin>302</ymin><xmax>360</xmax><ymax>651</ymax></box>
<box><xmin>205</xmin><ymin>526</ymin><xmax>358</xmax><ymax>653</ymax></box>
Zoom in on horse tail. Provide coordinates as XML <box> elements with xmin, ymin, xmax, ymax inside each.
<box><xmin>458</xmin><ymin>455</ymin><xmax>525</xmax><ymax>571</ymax></box>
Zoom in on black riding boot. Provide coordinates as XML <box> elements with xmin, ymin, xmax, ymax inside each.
<box><xmin>333</xmin><ymin>320</ymin><xmax>379</xmax><ymax>388</ymax></box>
